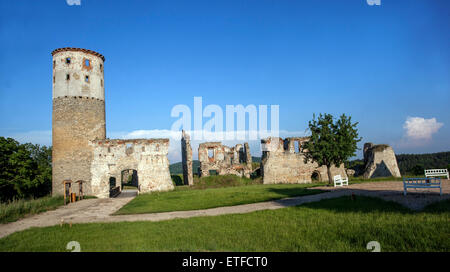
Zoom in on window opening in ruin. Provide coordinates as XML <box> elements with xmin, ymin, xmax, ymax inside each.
<box><xmin>100</xmin><ymin>64</ymin><xmax>102</xmax><ymax>70</ymax></box>
<box><xmin>294</xmin><ymin>141</ymin><xmax>300</xmax><ymax>153</ymax></box>
<box><xmin>85</xmin><ymin>75</ymin><xmax>89</xmax><ymax>83</ymax></box>
<box><xmin>85</xmin><ymin>59</ymin><xmax>90</xmax><ymax>67</ymax></box>
<box><xmin>66</xmin><ymin>57</ymin><xmax>71</xmax><ymax>64</ymax></box>
<box><xmin>53</xmin><ymin>76</ymin><xmax>55</xmax><ymax>83</ymax></box>
<box><xmin>208</xmin><ymin>149</ymin><xmax>214</xmax><ymax>158</ymax></box>
<box><xmin>66</xmin><ymin>74</ymin><xmax>70</xmax><ymax>80</ymax></box>
<box><xmin>101</xmin><ymin>79</ymin><xmax>103</xmax><ymax>87</ymax></box>
<box><xmin>209</xmin><ymin>170</ymin><xmax>218</xmax><ymax>176</ymax></box>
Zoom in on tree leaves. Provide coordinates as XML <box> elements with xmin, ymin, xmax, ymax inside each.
<box><xmin>0</xmin><ymin>137</ymin><xmax>52</xmax><ymax>202</ymax></box>
<box><xmin>303</xmin><ymin>113</ymin><xmax>362</xmax><ymax>183</ymax></box>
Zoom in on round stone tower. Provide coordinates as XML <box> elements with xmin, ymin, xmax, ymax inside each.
<box><xmin>51</xmin><ymin>48</ymin><xmax>106</xmax><ymax>196</ymax></box>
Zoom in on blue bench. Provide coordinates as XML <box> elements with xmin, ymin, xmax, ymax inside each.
<box><xmin>403</xmin><ymin>178</ymin><xmax>442</xmax><ymax>196</ymax></box>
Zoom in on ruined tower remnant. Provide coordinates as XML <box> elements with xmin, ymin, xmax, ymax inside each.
<box><xmin>261</xmin><ymin>137</ymin><xmax>347</xmax><ymax>184</ymax></box>
<box><xmin>52</xmin><ymin>48</ymin><xmax>106</xmax><ymax>196</ymax></box>
<box><xmin>362</xmin><ymin>143</ymin><xmax>401</xmax><ymax>178</ymax></box>
<box><xmin>51</xmin><ymin>48</ymin><xmax>174</xmax><ymax>198</ymax></box>
<box><xmin>198</xmin><ymin>142</ymin><xmax>253</xmax><ymax>178</ymax></box>
<box><xmin>181</xmin><ymin>130</ymin><xmax>194</xmax><ymax>185</ymax></box>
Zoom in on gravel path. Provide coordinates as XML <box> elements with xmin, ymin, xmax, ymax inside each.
<box><xmin>1</xmin><ymin>181</ymin><xmax>448</xmax><ymax>239</ymax></box>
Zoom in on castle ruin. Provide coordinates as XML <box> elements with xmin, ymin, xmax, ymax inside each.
<box><xmin>362</xmin><ymin>143</ymin><xmax>401</xmax><ymax>178</ymax></box>
<box><xmin>51</xmin><ymin>48</ymin><xmax>173</xmax><ymax>198</ymax></box>
<box><xmin>197</xmin><ymin>142</ymin><xmax>253</xmax><ymax>178</ymax></box>
<box><xmin>260</xmin><ymin>137</ymin><xmax>347</xmax><ymax>184</ymax></box>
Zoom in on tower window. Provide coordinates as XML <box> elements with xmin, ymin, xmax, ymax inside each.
<box><xmin>101</xmin><ymin>79</ymin><xmax>103</xmax><ymax>87</ymax></box>
<box><xmin>53</xmin><ymin>76</ymin><xmax>55</xmax><ymax>83</ymax></box>
<box><xmin>85</xmin><ymin>59</ymin><xmax>90</xmax><ymax>67</ymax></box>
<box><xmin>99</xmin><ymin>64</ymin><xmax>102</xmax><ymax>70</ymax></box>
<box><xmin>66</xmin><ymin>57</ymin><xmax>71</xmax><ymax>64</ymax></box>
<box><xmin>85</xmin><ymin>75</ymin><xmax>89</xmax><ymax>82</ymax></box>
<box><xmin>66</xmin><ymin>74</ymin><xmax>70</xmax><ymax>80</ymax></box>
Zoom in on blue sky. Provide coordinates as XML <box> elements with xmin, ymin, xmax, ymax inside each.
<box><xmin>0</xmin><ymin>0</ymin><xmax>449</xmax><ymax>163</ymax></box>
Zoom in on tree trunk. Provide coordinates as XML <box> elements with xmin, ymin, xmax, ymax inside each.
<box><xmin>327</xmin><ymin>164</ymin><xmax>333</xmax><ymax>185</ymax></box>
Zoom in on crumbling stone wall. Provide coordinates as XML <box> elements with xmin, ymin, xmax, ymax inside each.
<box><xmin>89</xmin><ymin>139</ymin><xmax>174</xmax><ymax>198</ymax></box>
<box><xmin>363</xmin><ymin>143</ymin><xmax>401</xmax><ymax>178</ymax></box>
<box><xmin>198</xmin><ymin>142</ymin><xmax>252</xmax><ymax>178</ymax></box>
<box><xmin>181</xmin><ymin>130</ymin><xmax>194</xmax><ymax>185</ymax></box>
<box><xmin>261</xmin><ymin>137</ymin><xmax>347</xmax><ymax>184</ymax></box>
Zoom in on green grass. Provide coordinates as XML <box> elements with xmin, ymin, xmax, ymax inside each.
<box><xmin>116</xmin><ymin>185</ymin><xmax>322</xmax><ymax>215</ymax></box>
<box><xmin>1</xmin><ymin>196</ymin><xmax>448</xmax><ymax>252</ymax></box>
<box><xmin>0</xmin><ymin>196</ymin><xmax>64</xmax><ymax>224</ymax></box>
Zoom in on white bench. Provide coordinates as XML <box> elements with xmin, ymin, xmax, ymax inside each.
<box><xmin>425</xmin><ymin>169</ymin><xmax>449</xmax><ymax>179</ymax></box>
<box><xmin>333</xmin><ymin>175</ymin><xmax>348</xmax><ymax>187</ymax></box>
<box><xmin>403</xmin><ymin>178</ymin><xmax>442</xmax><ymax>196</ymax></box>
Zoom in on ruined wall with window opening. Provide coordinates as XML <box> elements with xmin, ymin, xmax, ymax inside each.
<box><xmin>261</xmin><ymin>137</ymin><xmax>347</xmax><ymax>184</ymax></box>
<box><xmin>197</xmin><ymin>142</ymin><xmax>252</xmax><ymax>178</ymax></box>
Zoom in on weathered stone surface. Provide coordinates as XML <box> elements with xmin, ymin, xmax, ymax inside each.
<box><xmin>52</xmin><ymin>48</ymin><xmax>174</xmax><ymax>198</ymax></box>
<box><xmin>261</xmin><ymin>137</ymin><xmax>347</xmax><ymax>184</ymax></box>
<box><xmin>181</xmin><ymin>130</ymin><xmax>194</xmax><ymax>185</ymax></box>
<box><xmin>346</xmin><ymin>169</ymin><xmax>356</xmax><ymax>177</ymax></box>
<box><xmin>363</xmin><ymin>143</ymin><xmax>401</xmax><ymax>178</ymax></box>
<box><xmin>198</xmin><ymin>142</ymin><xmax>252</xmax><ymax>178</ymax></box>
<box><xmin>89</xmin><ymin>139</ymin><xmax>174</xmax><ymax>198</ymax></box>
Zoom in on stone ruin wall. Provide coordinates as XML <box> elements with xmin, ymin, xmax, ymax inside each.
<box><xmin>198</xmin><ymin>142</ymin><xmax>252</xmax><ymax>178</ymax></box>
<box><xmin>363</xmin><ymin>143</ymin><xmax>401</xmax><ymax>178</ymax></box>
<box><xmin>89</xmin><ymin>139</ymin><xmax>174</xmax><ymax>198</ymax></box>
<box><xmin>261</xmin><ymin>137</ymin><xmax>347</xmax><ymax>184</ymax></box>
<box><xmin>181</xmin><ymin>130</ymin><xmax>194</xmax><ymax>185</ymax></box>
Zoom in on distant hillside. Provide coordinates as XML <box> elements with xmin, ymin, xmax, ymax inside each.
<box><xmin>170</xmin><ymin>160</ymin><xmax>200</xmax><ymax>175</ymax></box>
<box><xmin>347</xmin><ymin>151</ymin><xmax>450</xmax><ymax>176</ymax></box>
<box><xmin>396</xmin><ymin>151</ymin><xmax>450</xmax><ymax>174</ymax></box>
<box><xmin>170</xmin><ymin>156</ymin><xmax>261</xmax><ymax>175</ymax></box>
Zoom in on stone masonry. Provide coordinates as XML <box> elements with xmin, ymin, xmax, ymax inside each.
<box><xmin>261</xmin><ymin>137</ymin><xmax>347</xmax><ymax>184</ymax></box>
<box><xmin>198</xmin><ymin>142</ymin><xmax>252</xmax><ymax>178</ymax></box>
<box><xmin>52</xmin><ymin>48</ymin><xmax>174</xmax><ymax>198</ymax></box>
<box><xmin>181</xmin><ymin>130</ymin><xmax>194</xmax><ymax>185</ymax></box>
<box><xmin>363</xmin><ymin>143</ymin><xmax>401</xmax><ymax>178</ymax></box>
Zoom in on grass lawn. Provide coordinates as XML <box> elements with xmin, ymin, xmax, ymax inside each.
<box><xmin>0</xmin><ymin>196</ymin><xmax>448</xmax><ymax>252</ymax></box>
<box><xmin>114</xmin><ymin>183</ymin><xmax>323</xmax><ymax>215</ymax></box>
<box><xmin>0</xmin><ymin>196</ymin><xmax>64</xmax><ymax>224</ymax></box>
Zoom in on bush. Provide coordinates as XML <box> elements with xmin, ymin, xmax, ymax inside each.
<box><xmin>171</xmin><ymin>174</ymin><xmax>183</xmax><ymax>186</ymax></box>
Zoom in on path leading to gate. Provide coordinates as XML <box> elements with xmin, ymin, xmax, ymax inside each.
<box><xmin>1</xmin><ymin>181</ymin><xmax>448</xmax><ymax>239</ymax></box>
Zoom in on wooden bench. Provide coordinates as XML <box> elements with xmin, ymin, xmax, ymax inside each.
<box><xmin>425</xmin><ymin>169</ymin><xmax>449</xmax><ymax>179</ymax></box>
<box><xmin>403</xmin><ymin>177</ymin><xmax>442</xmax><ymax>196</ymax></box>
<box><xmin>333</xmin><ymin>175</ymin><xmax>348</xmax><ymax>187</ymax></box>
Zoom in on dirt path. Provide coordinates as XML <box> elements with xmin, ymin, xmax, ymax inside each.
<box><xmin>1</xmin><ymin>182</ymin><xmax>448</xmax><ymax>239</ymax></box>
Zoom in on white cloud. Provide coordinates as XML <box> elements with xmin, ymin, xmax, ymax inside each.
<box><xmin>403</xmin><ymin>117</ymin><xmax>443</xmax><ymax>141</ymax></box>
<box><xmin>66</xmin><ymin>0</ymin><xmax>81</xmax><ymax>6</ymax></box>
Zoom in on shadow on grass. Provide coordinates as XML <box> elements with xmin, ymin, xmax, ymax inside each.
<box><xmin>266</xmin><ymin>186</ymin><xmax>450</xmax><ymax>214</ymax></box>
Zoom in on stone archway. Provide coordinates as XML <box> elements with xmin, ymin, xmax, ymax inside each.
<box><xmin>90</xmin><ymin>139</ymin><xmax>174</xmax><ymax>198</ymax></box>
<box><xmin>311</xmin><ymin>171</ymin><xmax>322</xmax><ymax>182</ymax></box>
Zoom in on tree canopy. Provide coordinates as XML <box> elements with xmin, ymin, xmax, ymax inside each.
<box><xmin>0</xmin><ymin>137</ymin><xmax>52</xmax><ymax>202</ymax></box>
<box><xmin>302</xmin><ymin>113</ymin><xmax>361</xmax><ymax>184</ymax></box>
